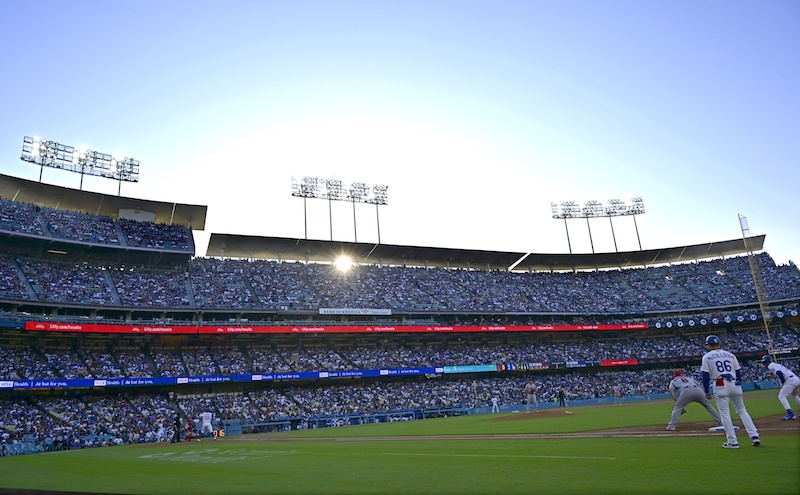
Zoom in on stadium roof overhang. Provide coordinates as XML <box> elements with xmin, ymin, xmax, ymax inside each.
<box><xmin>0</xmin><ymin>173</ymin><xmax>207</xmax><ymax>230</ymax></box>
<box><xmin>206</xmin><ymin>233</ymin><xmax>766</xmax><ymax>271</ymax></box>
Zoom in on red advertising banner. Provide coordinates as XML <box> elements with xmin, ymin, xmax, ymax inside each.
<box><xmin>24</xmin><ymin>321</ymin><xmax>197</xmax><ymax>334</ymax></box>
<box><xmin>25</xmin><ymin>321</ymin><xmax>648</xmax><ymax>335</ymax></box>
<box><xmin>600</xmin><ymin>359</ymin><xmax>639</xmax><ymax>367</ymax></box>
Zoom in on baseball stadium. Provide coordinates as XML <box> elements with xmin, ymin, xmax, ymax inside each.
<box><xmin>0</xmin><ymin>170</ymin><xmax>798</xmax><ymax>495</ymax></box>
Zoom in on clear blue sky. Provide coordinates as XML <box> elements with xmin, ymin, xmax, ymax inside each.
<box><xmin>1</xmin><ymin>1</ymin><xmax>798</xmax><ymax>265</ymax></box>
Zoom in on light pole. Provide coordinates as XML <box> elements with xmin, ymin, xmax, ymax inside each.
<box><xmin>582</xmin><ymin>200</ymin><xmax>603</xmax><ymax>254</ymax></box>
<box><xmin>21</xmin><ymin>136</ymin><xmax>139</xmax><ymax>195</ymax></box>
<box><xmin>550</xmin><ymin>201</ymin><xmax>580</xmax><ymax>254</ymax></box>
<box><xmin>292</xmin><ymin>177</ymin><xmax>388</xmax><ymax>243</ymax></box>
<box><xmin>629</xmin><ymin>197</ymin><xmax>645</xmax><ymax>250</ymax></box>
<box><xmin>366</xmin><ymin>184</ymin><xmax>389</xmax><ymax>244</ymax></box>
<box><xmin>551</xmin><ymin>197</ymin><xmax>646</xmax><ymax>253</ymax></box>
<box><xmin>291</xmin><ymin>177</ymin><xmax>320</xmax><ymax>240</ymax></box>
<box><xmin>323</xmin><ymin>179</ymin><xmax>343</xmax><ymax>241</ymax></box>
<box><xmin>605</xmin><ymin>199</ymin><xmax>624</xmax><ymax>252</ymax></box>
<box><xmin>347</xmin><ymin>182</ymin><xmax>367</xmax><ymax>243</ymax></box>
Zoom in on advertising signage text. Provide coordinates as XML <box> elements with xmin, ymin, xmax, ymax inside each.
<box><xmin>25</xmin><ymin>322</ymin><xmax>648</xmax><ymax>335</ymax></box>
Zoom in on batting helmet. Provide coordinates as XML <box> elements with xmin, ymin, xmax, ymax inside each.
<box><xmin>673</xmin><ymin>370</ymin><xmax>683</xmax><ymax>377</ymax></box>
<box><xmin>705</xmin><ymin>335</ymin><xmax>721</xmax><ymax>347</ymax></box>
<box><xmin>761</xmin><ymin>355</ymin><xmax>773</xmax><ymax>365</ymax></box>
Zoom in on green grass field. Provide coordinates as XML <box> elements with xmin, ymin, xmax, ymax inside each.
<box><xmin>1</xmin><ymin>393</ymin><xmax>797</xmax><ymax>495</ymax></box>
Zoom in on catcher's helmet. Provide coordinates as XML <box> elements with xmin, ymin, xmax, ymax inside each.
<box><xmin>761</xmin><ymin>355</ymin><xmax>773</xmax><ymax>365</ymax></box>
<box><xmin>673</xmin><ymin>370</ymin><xmax>683</xmax><ymax>377</ymax></box>
<box><xmin>705</xmin><ymin>335</ymin><xmax>721</xmax><ymax>347</ymax></box>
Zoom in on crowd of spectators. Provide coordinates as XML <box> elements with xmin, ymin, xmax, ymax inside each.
<box><xmin>110</xmin><ymin>266</ymin><xmax>191</xmax><ymax>307</ymax></box>
<box><xmin>17</xmin><ymin>258</ymin><xmax>115</xmax><ymax>306</ymax></box>
<box><xmin>41</xmin><ymin>208</ymin><xmax>119</xmax><ymax>245</ymax></box>
<box><xmin>1</xmin><ymin>326</ymin><xmax>796</xmax><ymax>381</ymax></box>
<box><xmin>0</xmin><ymin>256</ymin><xmax>29</xmax><ymax>300</ymax></box>
<box><xmin>0</xmin><ymin>198</ymin><xmax>191</xmax><ymax>251</ymax></box>
<box><xmin>117</xmin><ymin>218</ymin><xmax>191</xmax><ymax>251</ymax></box>
<box><xmin>0</xmin><ymin>393</ymin><xmax>174</xmax><ymax>452</ymax></box>
<box><xmin>2</xmin><ymin>196</ymin><xmax>799</xmax><ymax>314</ymax></box>
<box><xmin>2</xmin><ymin>198</ymin><xmax>799</xmax><ymax>316</ymax></box>
<box><xmin>1</xmin><ymin>250</ymin><xmax>798</xmax><ymax>313</ymax></box>
<box><xmin>189</xmin><ymin>258</ymin><xmax>256</xmax><ymax>309</ymax></box>
<box><xmin>0</xmin><ymin>199</ymin><xmax>45</xmax><ymax>236</ymax></box>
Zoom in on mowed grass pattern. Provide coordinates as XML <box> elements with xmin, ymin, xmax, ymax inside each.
<box><xmin>0</xmin><ymin>393</ymin><xmax>797</xmax><ymax>495</ymax></box>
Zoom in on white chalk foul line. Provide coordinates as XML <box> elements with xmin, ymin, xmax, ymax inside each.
<box><xmin>381</xmin><ymin>453</ymin><xmax>616</xmax><ymax>460</ymax></box>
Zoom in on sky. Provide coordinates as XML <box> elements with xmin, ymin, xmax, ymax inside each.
<box><xmin>0</xmin><ymin>1</ymin><xmax>798</xmax><ymax>265</ymax></box>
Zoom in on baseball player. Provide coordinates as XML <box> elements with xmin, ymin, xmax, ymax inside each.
<box><xmin>491</xmin><ymin>396</ymin><xmax>500</xmax><ymax>413</ymax></box>
<box><xmin>666</xmin><ymin>370</ymin><xmax>721</xmax><ymax>430</ymax></box>
<box><xmin>199</xmin><ymin>410</ymin><xmax>215</xmax><ymax>439</ymax></box>
<box><xmin>761</xmin><ymin>355</ymin><xmax>800</xmax><ymax>420</ymax></box>
<box><xmin>612</xmin><ymin>384</ymin><xmax>624</xmax><ymax>406</ymax></box>
<box><xmin>700</xmin><ymin>335</ymin><xmax>760</xmax><ymax>448</ymax></box>
<box><xmin>524</xmin><ymin>378</ymin><xmax>539</xmax><ymax>413</ymax></box>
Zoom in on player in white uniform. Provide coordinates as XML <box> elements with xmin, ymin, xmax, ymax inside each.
<box><xmin>612</xmin><ymin>384</ymin><xmax>624</xmax><ymax>406</ymax></box>
<box><xmin>700</xmin><ymin>335</ymin><xmax>759</xmax><ymax>448</ymax></box>
<box><xmin>199</xmin><ymin>411</ymin><xmax>214</xmax><ymax>439</ymax></box>
<box><xmin>524</xmin><ymin>378</ymin><xmax>538</xmax><ymax>413</ymax></box>
<box><xmin>761</xmin><ymin>355</ymin><xmax>800</xmax><ymax>420</ymax></box>
<box><xmin>491</xmin><ymin>396</ymin><xmax>500</xmax><ymax>413</ymax></box>
<box><xmin>666</xmin><ymin>370</ymin><xmax>721</xmax><ymax>430</ymax></box>
<box><xmin>156</xmin><ymin>420</ymin><xmax>167</xmax><ymax>442</ymax></box>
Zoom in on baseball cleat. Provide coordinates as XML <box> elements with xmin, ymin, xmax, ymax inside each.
<box><xmin>751</xmin><ymin>436</ymin><xmax>760</xmax><ymax>446</ymax></box>
<box><xmin>782</xmin><ymin>412</ymin><xmax>796</xmax><ymax>420</ymax></box>
<box><xmin>722</xmin><ymin>442</ymin><xmax>739</xmax><ymax>449</ymax></box>
<box><xmin>666</xmin><ymin>426</ymin><xmax>676</xmax><ymax>431</ymax></box>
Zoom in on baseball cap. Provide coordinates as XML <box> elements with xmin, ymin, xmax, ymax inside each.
<box><xmin>673</xmin><ymin>370</ymin><xmax>683</xmax><ymax>377</ymax></box>
<box><xmin>761</xmin><ymin>355</ymin><xmax>773</xmax><ymax>365</ymax></box>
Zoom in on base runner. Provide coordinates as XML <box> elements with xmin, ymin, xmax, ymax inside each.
<box><xmin>761</xmin><ymin>355</ymin><xmax>800</xmax><ymax>420</ymax></box>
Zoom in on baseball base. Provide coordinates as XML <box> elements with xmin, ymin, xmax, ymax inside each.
<box><xmin>708</xmin><ymin>425</ymin><xmax>740</xmax><ymax>432</ymax></box>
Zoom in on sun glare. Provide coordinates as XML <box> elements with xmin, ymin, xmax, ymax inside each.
<box><xmin>334</xmin><ymin>256</ymin><xmax>353</xmax><ymax>272</ymax></box>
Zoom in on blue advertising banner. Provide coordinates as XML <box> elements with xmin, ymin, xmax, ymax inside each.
<box><xmin>0</xmin><ymin>366</ymin><xmax>446</xmax><ymax>390</ymax></box>
<box><xmin>443</xmin><ymin>364</ymin><xmax>498</xmax><ymax>374</ymax></box>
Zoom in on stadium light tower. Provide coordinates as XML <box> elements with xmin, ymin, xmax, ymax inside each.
<box><xmin>322</xmin><ymin>179</ymin><xmax>343</xmax><ymax>241</ymax></box>
<box><xmin>582</xmin><ymin>200</ymin><xmax>603</xmax><ymax>254</ymax></box>
<box><xmin>365</xmin><ymin>184</ymin><xmax>389</xmax><ymax>245</ymax></box>
<box><xmin>291</xmin><ymin>176</ymin><xmax>320</xmax><ymax>240</ymax></box>
<box><xmin>551</xmin><ymin>200</ymin><xmax>580</xmax><ymax>254</ymax></box>
<box><xmin>605</xmin><ymin>199</ymin><xmax>623</xmax><ymax>252</ymax></box>
<box><xmin>21</xmin><ymin>136</ymin><xmax>139</xmax><ymax>195</ymax></box>
<box><xmin>347</xmin><ymin>182</ymin><xmax>368</xmax><ymax>243</ymax></box>
<box><xmin>551</xmin><ymin>197</ymin><xmax>645</xmax><ymax>253</ymax></box>
<box><xmin>291</xmin><ymin>177</ymin><xmax>388</xmax><ymax>243</ymax></box>
<box><xmin>628</xmin><ymin>197</ymin><xmax>645</xmax><ymax>250</ymax></box>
